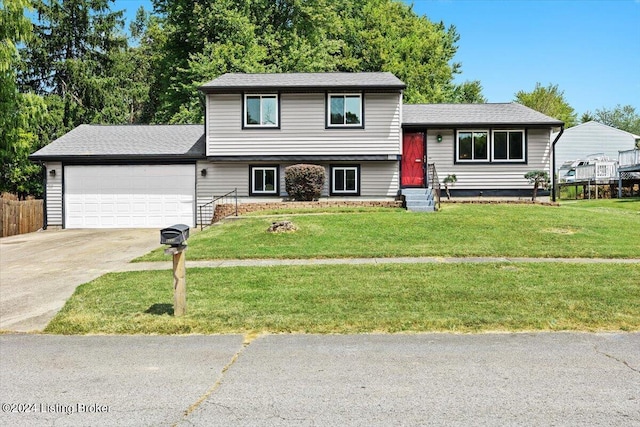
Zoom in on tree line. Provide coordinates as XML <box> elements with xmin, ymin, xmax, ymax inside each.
<box><xmin>1</xmin><ymin>0</ymin><xmax>638</xmax><ymax>198</ymax></box>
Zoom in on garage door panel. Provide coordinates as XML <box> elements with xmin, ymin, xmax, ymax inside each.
<box><xmin>148</xmin><ymin>203</ymin><xmax>163</xmax><ymax>213</ymax></box>
<box><xmin>99</xmin><ymin>217</ymin><xmax>116</xmax><ymax>227</ymax></box>
<box><xmin>83</xmin><ymin>216</ymin><xmax>100</xmax><ymax>227</ymax></box>
<box><xmin>64</xmin><ymin>165</ymin><xmax>195</xmax><ymax>228</ymax></box>
<box><xmin>132</xmin><ymin>201</ymin><xmax>148</xmax><ymax>212</ymax></box>
<box><xmin>84</xmin><ymin>203</ymin><xmax>100</xmax><ymax>214</ymax></box>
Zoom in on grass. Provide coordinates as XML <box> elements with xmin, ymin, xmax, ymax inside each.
<box><xmin>44</xmin><ymin>263</ymin><xmax>640</xmax><ymax>335</ymax></box>
<box><xmin>136</xmin><ymin>201</ymin><xmax>640</xmax><ymax>261</ymax></box>
<box><xmin>560</xmin><ymin>197</ymin><xmax>640</xmax><ymax>211</ymax></box>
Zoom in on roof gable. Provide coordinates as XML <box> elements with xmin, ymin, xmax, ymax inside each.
<box><xmin>561</xmin><ymin>121</ymin><xmax>640</xmax><ymax>139</ymax></box>
<box><xmin>402</xmin><ymin>103</ymin><xmax>564</xmax><ymax>127</ymax></box>
<box><xmin>30</xmin><ymin>124</ymin><xmax>205</xmax><ymax>160</ymax></box>
<box><xmin>200</xmin><ymin>72</ymin><xmax>406</xmax><ymax>93</ymax></box>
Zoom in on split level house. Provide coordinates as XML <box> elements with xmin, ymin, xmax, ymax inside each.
<box><xmin>30</xmin><ymin>72</ymin><xmax>564</xmax><ymax>229</ymax></box>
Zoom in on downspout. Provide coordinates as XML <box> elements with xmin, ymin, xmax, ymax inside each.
<box><xmin>551</xmin><ymin>126</ymin><xmax>565</xmax><ymax>202</ymax></box>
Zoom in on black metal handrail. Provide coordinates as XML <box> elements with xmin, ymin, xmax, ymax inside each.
<box><xmin>427</xmin><ymin>163</ymin><xmax>441</xmax><ymax>211</ymax></box>
<box><xmin>198</xmin><ymin>188</ymin><xmax>238</xmax><ymax>230</ymax></box>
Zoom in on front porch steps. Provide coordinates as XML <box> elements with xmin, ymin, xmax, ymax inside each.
<box><xmin>401</xmin><ymin>188</ymin><xmax>437</xmax><ymax>212</ymax></box>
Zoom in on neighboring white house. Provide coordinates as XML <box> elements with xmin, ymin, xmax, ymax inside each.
<box><xmin>30</xmin><ymin>72</ymin><xmax>563</xmax><ymax>229</ymax></box>
<box><xmin>553</xmin><ymin>121</ymin><xmax>640</xmax><ymax>170</ymax></box>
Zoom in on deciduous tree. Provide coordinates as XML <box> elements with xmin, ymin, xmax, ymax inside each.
<box><xmin>515</xmin><ymin>83</ymin><xmax>577</xmax><ymax>128</ymax></box>
<box><xmin>1</xmin><ymin>0</ymin><xmax>48</xmax><ymax>197</ymax></box>
<box><xmin>582</xmin><ymin>105</ymin><xmax>640</xmax><ymax>139</ymax></box>
<box><xmin>147</xmin><ymin>0</ymin><xmax>484</xmax><ymax>123</ymax></box>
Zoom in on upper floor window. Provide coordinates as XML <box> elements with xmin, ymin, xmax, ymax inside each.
<box><xmin>244</xmin><ymin>94</ymin><xmax>278</xmax><ymax>128</ymax></box>
<box><xmin>327</xmin><ymin>94</ymin><xmax>363</xmax><ymax>127</ymax></box>
<box><xmin>492</xmin><ymin>130</ymin><xmax>525</xmax><ymax>161</ymax></box>
<box><xmin>457</xmin><ymin>131</ymin><xmax>488</xmax><ymax>161</ymax></box>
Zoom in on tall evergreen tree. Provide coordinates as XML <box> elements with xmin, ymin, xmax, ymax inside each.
<box><xmin>18</xmin><ymin>0</ymin><xmax>128</xmax><ymax>129</ymax></box>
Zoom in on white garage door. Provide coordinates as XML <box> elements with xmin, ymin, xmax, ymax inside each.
<box><xmin>64</xmin><ymin>165</ymin><xmax>195</xmax><ymax>228</ymax></box>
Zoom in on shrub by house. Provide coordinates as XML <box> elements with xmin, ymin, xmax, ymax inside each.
<box><xmin>285</xmin><ymin>164</ymin><xmax>326</xmax><ymax>201</ymax></box>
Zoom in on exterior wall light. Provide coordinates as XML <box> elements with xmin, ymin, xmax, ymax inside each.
<box><xmin>201</xmin><ymin>169</ymin><xmax>207</xmax><ymax>177</ymax></box>
<box><xmin>49</xmin><ymin>169</ymin><xmax>56</xmax><ymax>176</ymax></box>
<box><xmin>437</xmin><ymin>134</ymin><xmax>443</xmax><ymax>143</ymax></box>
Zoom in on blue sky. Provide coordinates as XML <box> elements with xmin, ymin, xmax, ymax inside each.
<box><xmin>114</xmin><ymin>0</ymin><xmax>640</xmax><ymax>115</ymax></box>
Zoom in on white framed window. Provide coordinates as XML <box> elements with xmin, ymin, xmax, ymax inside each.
<box><xmin>492</xmin><ymin>130</ymin><xmax>525</xmax><ymax>162</ymax></box>
<box><xmin>457</xmin><ymin>131</ymin><xmax>488</xmax><ymax>162</ymax></box>
<box><xmin>244</xmin><ymin>94</ymin><xmax>278</xmax><ymax>128</ymax></box>
<box><xmin>327</xmin><ymin>94</ymin><xmax>363</xmax><ymax>127</ymax></box>
<box><xmin>250</xmin><ymin>166</ymin><xmax>278</xmax><ymax>195</ymax></box>
<box><xmin>331</xmin><ymin>165</ymin><xmax>360</xmax><ymax>195</ymax></box>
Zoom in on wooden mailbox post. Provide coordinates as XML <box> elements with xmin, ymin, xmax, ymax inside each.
<box><xmin>164</xmin><ymin>245</ymin><xmax>187</xmax><ymax>316</ymax></box>
<box><xmin>160</xmin><ymin>224</ymin><xmax>190</xmax><ymax>317</ymax></box>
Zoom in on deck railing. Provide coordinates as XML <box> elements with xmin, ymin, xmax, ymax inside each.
<box><xmin>198</xmin><ymin>188</ymin><xmax>238</xmax><ymax>230</ymax></box>
<box><xmin>575</xmin><ymin>161</ymin><xmax>617</xmax><ymax>182</ymax></box>
<box><xmin>619</xmin><ymin>149</ymin><xmax>640</xmax><ymax>168</ymax></box>
<box><xmin>427</xmin><ymin>163</ymin><xmax>441</xmax><ymax>211</ymax></box>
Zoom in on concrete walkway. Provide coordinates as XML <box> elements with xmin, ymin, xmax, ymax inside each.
<box><xmin>122</xmin><ymin>255</ymin><xmax>640</xmax><ymax>271</ymax></box>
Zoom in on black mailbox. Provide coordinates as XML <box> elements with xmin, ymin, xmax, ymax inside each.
<box><xmin>160</xmin><ymin>224</ymin><xmax>190</xmax><ymax>246</ymax></box>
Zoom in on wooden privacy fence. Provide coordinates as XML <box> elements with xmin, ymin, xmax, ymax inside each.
<box><xmin>0</xmin><ymin>199</ymin><xmax>44</xmax><ymax>237</ymax></box>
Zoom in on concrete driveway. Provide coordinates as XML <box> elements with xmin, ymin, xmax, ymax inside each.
<box><xmin>0</xmin><ymin>228</ymin><xmax>163</xmax><ymax>332</ymax></box>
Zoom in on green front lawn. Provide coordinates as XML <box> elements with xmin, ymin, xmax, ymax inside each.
<box><xmin>45</xmin><ymin>263</ymin><xmax>640</xmax><ymax>334</ymax></box>
<box><xmin>560</xmin><ymin>197</ymin><xmax>640</xmax><ymax>212</ymax></box>
<box><xmin>136</xmin><ymin>202</ymin><xmax>640</xmax><ymax>261</ymax></box>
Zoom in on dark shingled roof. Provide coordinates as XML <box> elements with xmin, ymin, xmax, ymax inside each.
<box><xmin>200</xmin><ymin>72</ymin><xmax>406</xmax><ymax>92</ymax></box>
<box><xmin>30</xmin><ymin>124</ymin><xmax>205</xmax><ymax>161</ymax></box>
<box><xmin>403</xmin><ymin>103</ymin><xmax>564</xmax><ymax>127</ymax></box>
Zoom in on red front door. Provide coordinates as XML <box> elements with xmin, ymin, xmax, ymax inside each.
<box><xmin>401</xmin><ymin>132</ymin><xmax>425</xmax><ymax>187</ymax></box>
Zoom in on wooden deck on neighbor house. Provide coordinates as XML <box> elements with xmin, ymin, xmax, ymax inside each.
<box><xmin>558</xmin><ymin>148</ymin><xmax>640</xmax><ymax>199</ymax></box>
<box><xmin>618</xmin><ymin>148</ymin><xmax>640</xmax><ymax>173</ymax></box>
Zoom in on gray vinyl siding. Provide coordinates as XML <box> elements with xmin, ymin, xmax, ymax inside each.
<box><xmin>554</xmin><ymin>121</ymin><xmax>637</xmax><ymax>168</ymax></box>
<box><xmin>45</xmin><ymin>162</ymin><xmax>63</xmax><ymax>226</ymax></box>
<box><xmin>426</xmin><ymin>129</ymin><xmax>550</xmax><ymax>190</ymax></box>
<box><xmin>196</xmin><ymin>161</ymin><xmax>399</xmax><ymax>202</ymax></box>
<box><xmin>360</xmin><ymin>162</ymin><xmax>399</xmax><ymax>196</ymax></box>
<box><xmin>207</xmin><ymin>92</ymin><xmax>402</xmax><ymax>157</ymax></box>
<box><xmin>197</xmin><ymin>161</ymin><xmax>250</xmax><ymax>201</ymax></box>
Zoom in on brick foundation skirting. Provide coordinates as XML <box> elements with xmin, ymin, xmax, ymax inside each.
<box><xmin>211</xmin><ymin>200</ymin><xmax>403</xmax><ymax>223</ymax></box>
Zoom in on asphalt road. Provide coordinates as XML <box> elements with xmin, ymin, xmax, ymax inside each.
<box><xmin>1</xmin><ymin>332</ymin><xmax>638</xmax><ymax>426</ymax></box>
